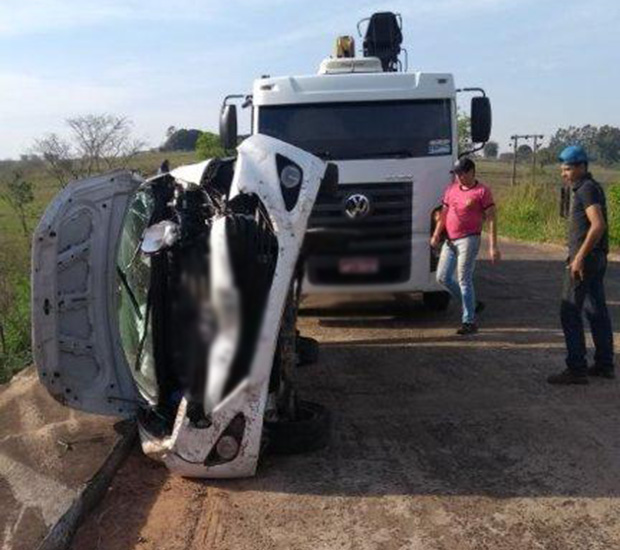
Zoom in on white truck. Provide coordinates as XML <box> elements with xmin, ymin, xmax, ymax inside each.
<box><xmin>220</xmin><ymin>11</ymin><xmax>492</xmax><ymax>310</ymax></box>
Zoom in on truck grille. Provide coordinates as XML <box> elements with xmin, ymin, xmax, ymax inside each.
<box><xmin>307</xmin><ymin>181</ymin><xmax>412</xmax><ymax>285</ymax></box>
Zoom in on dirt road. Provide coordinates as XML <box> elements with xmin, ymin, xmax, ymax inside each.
<box><xmin>72</xmin><ymin>239</ymin><xmax>620</xmax><ymax>550</ymax></box>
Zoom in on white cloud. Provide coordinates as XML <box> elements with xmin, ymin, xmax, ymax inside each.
<box><xmin>0</xmin><ymin>0</ymin><xmax>297</xmax><ymax>36</ymax></box>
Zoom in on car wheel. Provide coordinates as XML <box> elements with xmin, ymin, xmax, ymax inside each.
<box><xmin>263</xmin><ymin>400</ymin><xmax>331</xmax><ymax>455</ymax></box>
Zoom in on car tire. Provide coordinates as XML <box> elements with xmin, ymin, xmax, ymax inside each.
<box><xmin>263</xmin><ymin>400</ymin><xmax>331</xmax><ymax>455</ymax></box>
<box><xmin>423</xmin><ymin>291</ymin><xmax>451</xmax><ymax>311</ymax></box>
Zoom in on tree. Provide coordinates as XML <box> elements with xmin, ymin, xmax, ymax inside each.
<box><xmin>595</xmin><ymin>125</ymin><xmax>620</xmax><ymax>165</ymax></box>
<box><xmin>195</xmin><ymin>132</ymin><xmax>225</xmax><ymax>160</ymax></box>
<box><xmin>499</xmin><ymin>152</ymin><xmax>514</xmax><ymax>162</ymax></box>
<box><xmin>457</xmin><ymin>111</ymin><xmax>471</xmax><ymax>155</ymax></box>
<box><xmin>483</xmin><ymin>141</ymin><xmax>499</xmax><ymax>159</ymax></box>
<box><xmin>544</xmin><ymin>124</ymin><xmax>620</xmax><ymax>166</ymax></box>
<box><xmin>161</xmin><ymin>128</ymin><xmax>203</xmax><ymax>152</ymax></box>
<box><xmin>33</xmin><ymin>114</ymin><xmax>146</xmax><ymax>188</ymax></box>
<box><xmin>0</xmin><ymin>171</ymin><xmax>34</xmax><ymax>240</ymax></box>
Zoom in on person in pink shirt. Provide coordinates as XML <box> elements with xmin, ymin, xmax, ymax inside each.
<box><xmin>430</xmin><ymin>157</ymin><xmax>501</xmax><ymax>335</ymax></box>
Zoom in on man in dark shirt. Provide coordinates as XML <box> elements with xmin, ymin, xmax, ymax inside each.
<box><xmin>548</xmin><ymin>145</ymin><xmax>614</xmax><ymax>385</ymax></box>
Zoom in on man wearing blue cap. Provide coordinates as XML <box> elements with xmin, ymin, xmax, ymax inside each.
<box><xmin>548</xmin><ymin>145</ymin><xmax>614</xmax><ymax>384</ymax></box>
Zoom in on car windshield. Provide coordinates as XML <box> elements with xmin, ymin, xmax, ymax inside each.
<box><xmin>116</xmin><ymin>187</ymin><xmax>158</xmax><ymax>403</ymax></box>
<box><xmin>258</xmin><ymin>99</ymin><xmax>452</xmax><ymax>160</ymax></box>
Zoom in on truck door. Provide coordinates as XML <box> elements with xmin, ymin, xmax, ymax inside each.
<box><xmin>32</xmin><ymin>170</ymin><xmax>144</xmax><ymax>417</ymax></box>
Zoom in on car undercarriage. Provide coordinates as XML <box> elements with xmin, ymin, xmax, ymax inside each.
<box><xmin>32</xmin><ymin>135</ymin><xmax>338</xmax><ymax>478</ymax></box>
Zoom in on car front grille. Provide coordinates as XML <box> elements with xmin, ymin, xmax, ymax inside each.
<box><xmin>307</xmin><ymin>181</ymin><xmax>412</xmax><ymax>285</ymax></box>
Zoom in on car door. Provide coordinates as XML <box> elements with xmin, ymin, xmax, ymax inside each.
<box><xmin>32</xmin><ymin>170</ymin><xmax>145</xmax><ymax>417</ymax></box>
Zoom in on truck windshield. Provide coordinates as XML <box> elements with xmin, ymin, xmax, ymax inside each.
<box><xmin>258</xmin><ymin>99</ymin><xmax>452</xmax><ymax>160</ymax></box>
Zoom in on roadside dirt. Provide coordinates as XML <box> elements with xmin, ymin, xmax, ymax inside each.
<box><xmin>0</xmin><ymin>369</ymin><xmax>119</xmax><ymax>550</ymax></box>
<box><xmin>72</xmin><ymin>239</ymin><xmax>620</xmax><ymax>550</ymax></box>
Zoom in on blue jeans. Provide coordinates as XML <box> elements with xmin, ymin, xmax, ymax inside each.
<box><xmin>436</xmin><ymin>235</ymin><xmax>481</xmax><ymax>324</ymax></box>
<box><xmin>561</xmin><ymin>251</ymin><xmax>614</xmax><ymax>374</ymax></box>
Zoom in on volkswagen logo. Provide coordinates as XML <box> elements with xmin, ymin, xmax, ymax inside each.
<box><xmin>344</xmin><ymin>194</ymin><xmax>371</xmax><ymax>219</ymax></box>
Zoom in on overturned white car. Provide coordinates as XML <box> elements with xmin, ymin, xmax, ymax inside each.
<box><xmin>32</xmin><ymin>135</ymin><xmax>337</xmax><ymax>478</ymax></box>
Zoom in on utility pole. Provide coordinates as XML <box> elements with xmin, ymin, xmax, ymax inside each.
<box><xmin>510</xmin><ymin>135</ymin><xmax>519</xmax><ymax>186</ymax></box>
<box><xmin>510</xmin><ymin>134</ymin><xmax>544</xmax><ymax>186</ymax></box>
<box><xmin>531</xmin><ymin>134</ymin><xmax>544</xmax><ymax>185</ymax></box>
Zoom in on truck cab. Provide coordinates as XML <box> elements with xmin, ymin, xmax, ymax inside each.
<box><xmin>221</xmin><ymin>12</ymin><xmax>491</xmax><ymax>306</ymax></box>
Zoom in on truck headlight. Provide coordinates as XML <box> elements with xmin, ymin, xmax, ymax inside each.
<box><xmin>280</xmin><ymin>164</ymin><xmax>302</xmax><ymax>189</ymax></box>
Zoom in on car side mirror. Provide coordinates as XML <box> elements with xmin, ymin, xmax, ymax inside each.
<box><xmin>470</xmin><ymin>96</ymin><xmax>492</xmax><ymax>143</ymax></box>
<box><xmin>219</xmin><ymin>104</ymin><xmax>238</xmax><ymax>150</ymax></box>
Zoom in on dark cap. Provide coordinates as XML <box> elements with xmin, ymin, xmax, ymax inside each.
<box><xmin>451</xmin><ymin>157</ymin><xmax>476</xmax><ymax>175</ymax></box>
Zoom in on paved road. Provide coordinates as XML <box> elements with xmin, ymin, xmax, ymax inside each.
<box><xmin>72</xmin><ymin>239</ymin><xmax>620</xmax><ymax>550</ymax></box>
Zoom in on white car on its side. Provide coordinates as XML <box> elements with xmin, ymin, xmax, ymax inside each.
<box><xmin>32</xmin><ymin>135</ymin><xmax>337</xmax><ymax>478</ymax></box>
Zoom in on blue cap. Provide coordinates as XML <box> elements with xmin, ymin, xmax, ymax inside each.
<box><xmin>558</xmin><ymin>145</ymin><xmax>589</xmax><ymax>165</ymax></box>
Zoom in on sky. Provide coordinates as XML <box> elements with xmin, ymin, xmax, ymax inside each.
<box><xmin>0</xmin><ymin>0</ymin><xmax>619</xmax><ymax>159</ymax></box>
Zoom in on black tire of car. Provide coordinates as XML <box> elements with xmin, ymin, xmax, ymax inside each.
<box><xmin>263</xmin><ymin>400</ymin><xmax>331</xmax><ymax>455</ymax></box>
<box><xmin>423</xmin><ymin>291</ymin><xmax>451</xmax><ymax>311</ymax></box>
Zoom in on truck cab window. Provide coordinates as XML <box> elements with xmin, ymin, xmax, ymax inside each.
<box><xmin>258</xmin><ymin>100</ymin><xmax>452</xmax><ymax>160</ymax></box>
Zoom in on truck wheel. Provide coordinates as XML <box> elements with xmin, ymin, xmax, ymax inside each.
<box><xmin>263</xmin><ymin>400</ymin><xmax>331</xmax><ymax>455</ymax></box>
<box><xmin>423</xmin><ymin>291</ymin><xmax>451</xmax><ymax>311</ymax></box>
<box><xmin>297</xmin><ymin>332</ymin><xmax>319</xmax><ymax>366</ymax></box>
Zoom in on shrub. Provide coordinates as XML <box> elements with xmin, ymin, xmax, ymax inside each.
<box><xmin>0</xmin><ymin>273</ymin><xmax>31</xmax><ymax>384</ymax></box>
<box><xmin>195</xmin><ymin>131</ymin><xmax>225</xmax><ymax>160</ymax></box>
<box><xmin>498</xmin><ymin>183</ymin><xmax>565</xmax><ymax>243</ymax></box>
<box><xmin>607</xmin><ymin>184</ymin><xmax>620</xmax><ymax>247</ymax></box>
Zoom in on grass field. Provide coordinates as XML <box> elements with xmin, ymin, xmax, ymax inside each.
<box><xmin>1</xmin><ymin>154</ymin><xmax>619</xmax><ymax>383</ymax></box>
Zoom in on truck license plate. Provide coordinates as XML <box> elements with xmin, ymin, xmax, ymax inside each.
<box><xmin>338</xmin><ymin>258</ymin><xmax>379</xmax><ymax>274</ymax></box>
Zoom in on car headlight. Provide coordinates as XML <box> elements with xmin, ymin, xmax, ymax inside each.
<box><xmin>280</xmin><ymin>164</ymin><xmax>302</xmax><ymax>189</ymax></box>
<box><xmin>276</xmin><ymin>154</ymin><xmax>304</xmax><ymax>211</ymax></box>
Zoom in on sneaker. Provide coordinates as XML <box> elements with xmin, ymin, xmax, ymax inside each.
<box><xmin>475</xmin><ymin>301</ymin><xmax>486</xmax><ymax>314</ymax></box>
<box><xmin>547</xmin><ymin>369</ymin><xmax>589</xmax><ymax>385</ymax></box>
<box><xmin>456</xmin><ymin>322</ymin><xmax>478</xmax><ymax>335</ymax></box>
<box><xmin>587</xmin><ymin>365</ymin><xmax>615</xmax><ymax>379</ymax></box>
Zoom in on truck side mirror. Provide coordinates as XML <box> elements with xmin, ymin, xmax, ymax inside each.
<box><xmin>470</xmin><ymin>96</ymin><xmax>492</xmax><ymax>143</ymax></box>
<box><xmin>219</xmin><ymin>104</ymin><xmax>238</xmax><ymax>150</ymax></box>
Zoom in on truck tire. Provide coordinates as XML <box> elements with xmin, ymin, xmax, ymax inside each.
<box><xmin>423</xmin><ymin>291</ymin><xmax>451</xmax><ymax>311</ymax></box>
<box><xmin>263</xmin><ymin>401</ymin><xmax>331</xmax><ymax>455</ymax></box>
<box><xmin>297</xmin><ymin>333</ymin><xmax>319</xmax><ymax>366</ymax></box>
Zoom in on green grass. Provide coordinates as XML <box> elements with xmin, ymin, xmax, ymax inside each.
<box><xmin>477</xmin><ymin>159</ymin><xmax>620</xmax><ymax>247</ymax></box>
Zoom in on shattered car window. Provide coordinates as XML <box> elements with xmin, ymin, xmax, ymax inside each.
<box><xmin>117</xmin><ymin>188</ymin><xmax>158</xmax><ymax>403</ymax></box>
